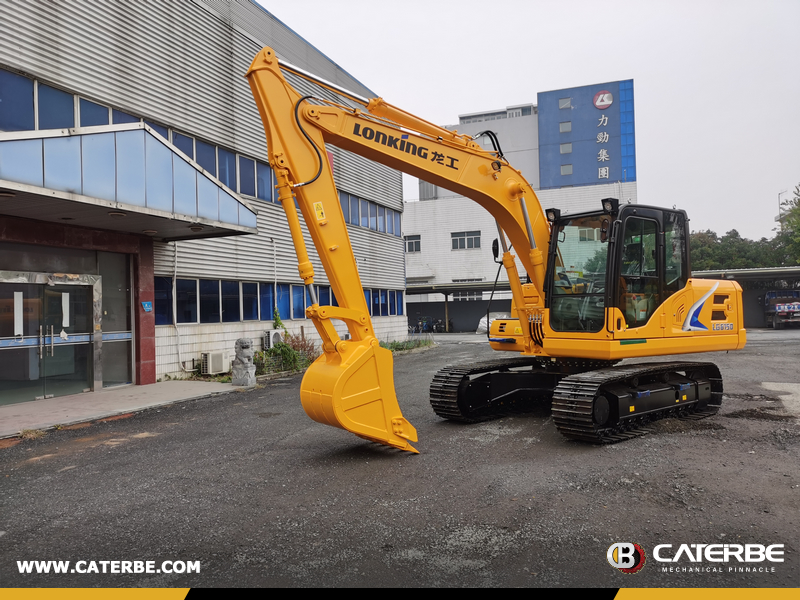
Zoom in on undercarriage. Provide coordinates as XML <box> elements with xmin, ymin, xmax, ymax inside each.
<box><xmin>430</xmin><ymin>358</ymin><xmax>722</xmax><ymax>443</ymax></box>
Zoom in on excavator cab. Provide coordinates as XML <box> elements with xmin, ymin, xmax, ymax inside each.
<box><xmin>545</xmin><ymin>199</ymin><xmax>689</xmax><ymax>334</ymax></box>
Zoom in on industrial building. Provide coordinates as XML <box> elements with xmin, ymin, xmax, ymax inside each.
<box><xmin>0</xmin><ymin>0</ymin><xmax>407</xmax><ymax>407</ymax></box>
<box><xmin>405</xmin><ymin>81</ymin><xmax>638</xmax><ymax>331</ymax></box>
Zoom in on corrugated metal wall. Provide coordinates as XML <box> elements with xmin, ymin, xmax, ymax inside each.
<box><xmin>154</xmin><ymin>198</ymin><xmax>405</xmax><ymax>288</ymax></box>
<box><xmin>0</xmin><ymin>0</ymin><xmax>401</xmax><ymax>206</ymax></box>
<box><xmin>0</xmin><ymin>0</ymin><xmax>404</xmax><ymax>288</ymax></box>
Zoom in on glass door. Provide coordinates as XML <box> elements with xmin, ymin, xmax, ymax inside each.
<box><xmin>0</xmin><ymin>283</ymin><xmax>45</xmax><ymax>405</ymax></box>
<box><xmin>0</xmin><ymin>281</ymin><xmax>94</xmax><ymax>406</ymax></box>
<box><xmin>42</xmin><ymin>284</ymin><xmax>94</xmax><ymax>398</ymax></box>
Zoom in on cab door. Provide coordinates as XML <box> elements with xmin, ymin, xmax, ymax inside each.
<box><xmin>611</xmin><ymin>208</ymin><xmax>664</xmax><ymax>339</ymax></box>
<box><xmin>610</xmin><ymin>207</ymin><xmax>690</xmax><ymax>340</ymax></box>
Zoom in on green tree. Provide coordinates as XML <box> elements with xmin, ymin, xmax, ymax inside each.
<box><xmin>689</xmin><ymin>228</ymin><xmax>790</xmax><ymax>270</ymax></box>
<box><xmin>778</xmin><ymin>183</ymin><xmax>800</xmax><ymax>265</ymax></box>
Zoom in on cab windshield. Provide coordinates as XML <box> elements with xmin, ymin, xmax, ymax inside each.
<box><xmin>549</xmin><ymin>215</ymin><xmax>609</xmax><ymax>332</ymax></box>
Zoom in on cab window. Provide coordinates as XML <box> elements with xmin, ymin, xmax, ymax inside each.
<box><xmin>548</xmin><ymin>215</ymin><xmax>609</xmax><ymax>333</ymax></box>
<box><xmin>664</xmin><ymin>212</ymin><xmax>687</xmax><ymax>296</ymax></box>
<box><xmin>619</xmin><ymin>217</ymin><xmax>659</xmax><ymax>327</ymax></box>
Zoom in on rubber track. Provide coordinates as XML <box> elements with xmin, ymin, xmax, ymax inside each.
<box><xmin>551</xmin><ymin>361</ymin><xmax>723</xmax><ymax>444</ymax></box>
<box><xmin>429</xmin><ymin>357</ymin><xmax>616</xmax><ymax>423</ymax></box>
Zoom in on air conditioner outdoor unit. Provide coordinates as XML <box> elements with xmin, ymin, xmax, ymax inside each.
<box><xmin>201</xmin><ymin>351</ymin><xmax>228</xmax><ymax>375</ymax></box>
<box><xmin>263</xmin><ymin>329</ymin><xmax>283</xmax><ymax>349</ymax></box>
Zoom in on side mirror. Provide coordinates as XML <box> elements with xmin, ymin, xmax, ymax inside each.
<box><xmin>600</xmin><ymin>218</ymin><xmax>610</xmax><ymax>242</ymax></box>
<box><xmin>492</xmin><ymin>238</ymin><xmax>499</xmax><ymax>261</ymax></box>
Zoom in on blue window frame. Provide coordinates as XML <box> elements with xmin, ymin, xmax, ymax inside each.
<box><xmin>173</xmin><ymin>132</ymin><xmax>194</xmax><ymax>160</ymax></box>
<box><xmin>380</xmin><ymin>289</ymin><xmax>388</xmax><ymax>316</ymax></box>
<box><xmin>350</xmin><ymin>195</ymin><xmax>360</xmax><ymax>224</ymax></box>
<box><xmin>372</xmin><ymin>289</ymin><xmax>381</xmax><ymax>316</ymax></box>
<box><xmin>145</xmin><ymin>134</ymin><xmax>172</xmax><ymax>211</ymax></box>
<box><xmin>44</xmin><ymin>136</ymin><xmax>81</xmax><ymax>193</ymax></box>
<box><xmin>218</xmin><ymin>147</ymin><xmax>236</xmax><ymax>189</ymax></box>
<box><xmin>196</xmin><ymin>140</ymin><xmax>216</xmax><ymax>176</ymax></box>
<box><xmin>0</xmin><ymin>69</ymin><xmax>34</xmax><ymax>131</ymax></box>
<box><xmin>257</xmin><ymin>161</ymin><xmax>272</xmax><ymax>202</ymax></box>
<box><xmin>292</xmin><ymin>285</ymin><xmax>305</xmax><ymax>319</ymax></box>
<box><xmin>363</xmin><ymin>289</ymin><xmax>372</xmax><ymax>315</ymax></box>
<box><xmin>112</xmin><ymin>109</ymin><xmax>139</xmax><ymax>125</ymax></box>
<box><xmin>221</xmin><ymin>280</ymin><xmax>240</xmax><ymax>323</ymax></box>
<box><xmin>339</xmin><ymin>191</ymin><xmax>350</xmax><ymax>224</ymax></box>
<box><xmin>242</xmin><ymin>282</ymin><xmax>258</xmax><ymax>321</ymax></box>
<box><xmin>396</xmin><ymin>291</ymin><xmax>404</xmax><ymax>315</ymax></box>
<box><xmin>239</xmin><ymin>156</ymin><xmax>255</xmax><ymax>196</ymax></box>
<box><xmin>318</xmin><ymin>285</ymin><xmax>330</xmax><ymax>306</ymax></box>
<box><xmin>79</xmin><ymin>98</ymin><xmax>108</xmax><ymax>127</ymax></box>
<box><xmin>154</xmin><ymin>277</ymin><xmax>173</xmax><ymax>326</ymax></box>
<box><xmin>377</xmin><ymin>206</ymin><xmax>385</xmax><ymax>233</ymax></box>
<box><xmin>369</xmin><ymin>203</ymin><xmax>377</xmax><ymax>231</ymax></box>
<box><xmin>38</xmin><ymin>84</ymin><xmax>74</xmax><ymax>130</ymax></box>
<box><xmin>387</xmin><ymin>209</ymin><xmax>394</xmax><ymax>235</ymax></box>
<box><xmin>176</xmin><ymin>279</ymin><xmax>198</xmax><ymax>324</ymax></box>
<box><xmin>389</xmin><ymin>290</ymin><xmax>396</xmax><ymax>315</ymax></box>
<box><xmin>394</xmin><ymin>212</ymin><xmax>402</xmax><ymax>237</ymax></box>
<box><xmin>259</xmin><ymin>283</ymin><xmax>274</xmax><ymax>321</ymax></box>
<box><xmin>276</xmin><ymin>284</ymin><xmax>290</xmax><ymax>321</ymax></box>
<box><xmin>174</xmin><ymin>158</ymin><xmax>196</xmax><ymax>219</ymax></box>
<box><xmin>199</xmin><ymin>280</ymin><xmax>220</xmax><ymax>323</ymax></box>
<box><xmin>82</xmin><ymin>132</ymin><xmax>115</xmax><ymax>201</ymax></box>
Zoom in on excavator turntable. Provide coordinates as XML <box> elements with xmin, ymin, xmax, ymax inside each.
<box><xmin>245</xmin><ymin>47</ymin><xmax>746</xmax><ymax>453</ymax></box>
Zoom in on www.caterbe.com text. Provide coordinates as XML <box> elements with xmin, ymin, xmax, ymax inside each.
<box><xmin>17</xmin><ymin>560</ymin><xmax>200</xmax><ymax>574</ymax></box>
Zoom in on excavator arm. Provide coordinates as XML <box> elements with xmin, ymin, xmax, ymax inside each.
<box><xmin>245</xmin><ymin>48</ymin><xmax>550</xmax><ymax>453</ymax></box>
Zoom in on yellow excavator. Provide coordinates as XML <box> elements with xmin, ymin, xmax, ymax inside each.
<box><xmin>245</xmin><ymin>48</ymin><xmax>746</xmax><ymax>453</ymax></box>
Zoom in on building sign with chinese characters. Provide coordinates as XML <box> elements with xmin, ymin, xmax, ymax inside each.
<box><xmin>537</xmin><ymin>80</ymin><xmax>636</xmax><ymax>190</ymax></box>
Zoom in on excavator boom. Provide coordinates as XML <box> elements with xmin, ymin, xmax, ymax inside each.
<box><xmin>245</xmin><ymin>47</ymin><xmax>550</xmax><ymax>452</ymax></box>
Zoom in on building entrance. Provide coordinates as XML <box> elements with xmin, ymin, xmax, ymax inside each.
<box><xmin>0</xmin><ymin>274</ymin><xmax>100</xmax><ymax>406</ymax></box>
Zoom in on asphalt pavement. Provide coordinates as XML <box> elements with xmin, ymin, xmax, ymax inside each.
<box><xmin>1</xmin><ymin>329</ymin><xmax>798</xmax><ymax>587</ymax></box>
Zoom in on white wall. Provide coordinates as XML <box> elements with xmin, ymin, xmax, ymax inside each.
<box><xmin>156</xmin><ymin>316</ymin><xmax>409</xmax><ymax>379</ymax></box>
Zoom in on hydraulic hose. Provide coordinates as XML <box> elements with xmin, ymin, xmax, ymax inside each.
<box><xmin>293</xmin><ymin>95</ymin><xmax>324</xmax><ymax>188</ymax></box>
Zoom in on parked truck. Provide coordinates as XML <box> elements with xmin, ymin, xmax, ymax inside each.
<box><xmin>763</xmin><ymin>290</ymin><xmax>800</xmax><ymax>329</ymax></box>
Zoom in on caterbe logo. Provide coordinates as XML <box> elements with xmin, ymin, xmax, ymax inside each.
<box><xmin>352</xmin><ymin>123</ymin><xmax>460</xmax><ymax>170</ymax></box>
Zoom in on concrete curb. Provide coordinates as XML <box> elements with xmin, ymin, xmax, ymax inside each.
<box><xmin>0</xmin><ymin>384</ymin><xmax>235</xmax><ymax>441</ymax></box>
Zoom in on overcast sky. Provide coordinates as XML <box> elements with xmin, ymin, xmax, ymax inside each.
<box><xmin>259</xmin><ymin>0</ymin><xmax>799</xmax><ymax>240</ymax></box>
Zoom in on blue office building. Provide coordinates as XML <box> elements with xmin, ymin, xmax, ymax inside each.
<box><xmin>538</xmin><ymin>80</ymin><xmax>636</xmax><ymax>190</ymax></box>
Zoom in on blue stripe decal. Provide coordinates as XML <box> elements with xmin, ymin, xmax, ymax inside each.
<box><xmin>0</xmin><ymin>338</ymin><xmax>39</xmax><ymax>348</ymax></box>
<box><xmin>102</xmin><ymin>332</ymin><xmax>132</xmax><ymax>341</ymax></box>
<box><xmin>53</xmin><ymin>335</ymin><xmax>92</xmax><ymax>344</ymax></box>
<box><xmin>0</xmin><ymin>335</ymin><xmax>93</xmax><ymax>348</ymax></box>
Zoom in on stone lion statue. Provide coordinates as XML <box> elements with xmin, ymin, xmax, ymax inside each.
<box><xmin>232</xmin><ymin>338</ymin><xmax>256</xmax><ymax>386</ymax></box>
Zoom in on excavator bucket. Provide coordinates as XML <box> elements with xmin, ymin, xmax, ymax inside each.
<box><xmin>300</xmin><ymin>340</ymin><xmax>418</xmax><ymax>453</ymax></box>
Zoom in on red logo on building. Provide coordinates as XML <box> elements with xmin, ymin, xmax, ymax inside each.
<box><xmin>593</xmin><ymin>90</ymin><xmax>613</xmax><ymax>110</ymax></box>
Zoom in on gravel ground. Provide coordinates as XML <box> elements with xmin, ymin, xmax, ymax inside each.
<box><xmin>1</xmin><ymin>329</ymin><xmax>798</xmax><ymax>587</ymax></box>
